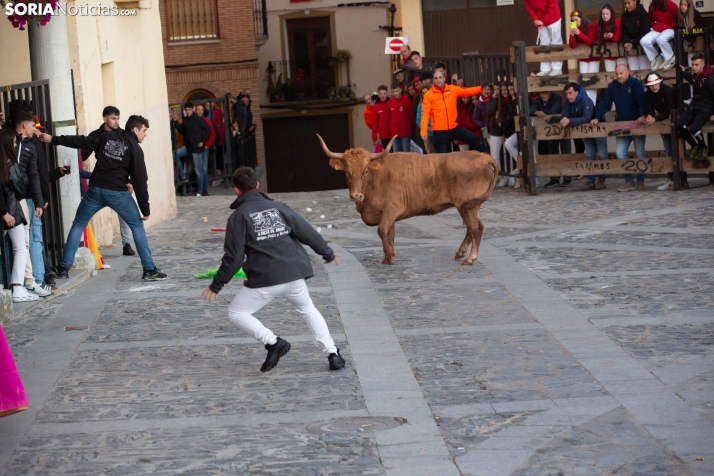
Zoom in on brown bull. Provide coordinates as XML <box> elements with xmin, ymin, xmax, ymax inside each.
<box><xmin>317</xmin><ymin>134</ymin><xmax>499</xmax><ymax>265</ymax></box>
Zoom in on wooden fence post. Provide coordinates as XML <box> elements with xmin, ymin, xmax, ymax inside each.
<box><xmin>513</xmin><ymin>41</ymin><xmax>536</xmax><ymax>195</ymax></box>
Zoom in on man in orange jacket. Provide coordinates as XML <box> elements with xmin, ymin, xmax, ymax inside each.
<box><xmin>420</xmin><ymin>70</ymin><xmax>484</xmax><ymax>153</ymax></box>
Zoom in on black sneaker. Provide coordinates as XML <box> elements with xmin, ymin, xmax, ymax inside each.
<box><xmin>561</xmin><ymin>178</ymin><xmax>572</xmax><ymax>187</ymax></box>
<box><xmin>328</xmin><ymin>349</ymin><xmax>346</xmax><ymax>370</ymax></box>
<box><xmin>142</xmin><ymin>268</ymin><xmax>168</xmax><ymax>281</ymax></box>
<box><xmin>260</xmin><ymin>337</ymin><xmax>291</xmax><ymax>373</ymax></box>
<box><xmin>54</xmin><ymin>267</ymin><xmax>69</xmax><ymax>279</ymax></box>
<box><xmin>544</xmin><ymin>178</ymin><xmax>560</xmax><ymax>188</ymax></box>
<box><xmin>43</xmin><ymin>274</ymin><xmax>56</xmax><ymax>288</ymax></box>
<box><xmin>123</xmin><ymin>243</ymin><xmax>136</xmax><ymax>256</ymax></box>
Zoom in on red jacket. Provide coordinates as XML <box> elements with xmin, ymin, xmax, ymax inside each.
<box><xmin>525</xmin><ymin>0</ymin><xmax>561</xmax><ymax>27</ymax></box>
<box><xmin>364</xmin><ymin>105</ymin><xmax>376</xmax><ymax>130</ymax></box>
<box><xmin>371</xmin><ymin>101</ymin><xmax>392</xmax><ymax>142</ymax></box>
<box><xmin>598</xmin><ymin>18</ymin><xmax>621</xmax><ymax>43</ymax></box>
<box><xmin>649</xmin><ymin>0</ymin><xmax>678</xmax><ymax>32</ymax></box>
<box><xmin>455</xmin><ymin>105</ymin><xmax>478</xmax><ymax>144</ymax></box>
<box><xmin>388</xmin><ymin>95</ymin><xmax>414</xmax><ymax>139</ymax></box>
<box><xmin>202</xmin><ymin>115</ymin><xmax>216</xmax><ymax>148</ymax></box>
<box><xmin>210</xmin><ymin>107</ymin><xmax>224</xmax><ymax>146</ymax></box>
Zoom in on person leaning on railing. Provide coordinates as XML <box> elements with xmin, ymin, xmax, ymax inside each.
<box><xmin>559</xmin><ymin>82</ymin><xmax>609</xmax><ymax>191</ymax></box>
<box><xmin>676</xmin><ymin>53</ymin><xmax>714</xmax><ymax>168</ymax></box>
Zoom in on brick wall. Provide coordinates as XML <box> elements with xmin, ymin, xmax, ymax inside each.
<box><xmin>160</xmin><ymin>0</ymin><xmax>264</xmax><ymax>165</ymax></box>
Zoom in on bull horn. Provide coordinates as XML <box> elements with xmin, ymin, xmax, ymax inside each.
<box><xmin>370</xmin><ymin>135</ymin><xmax>397</xmax><ymax>160</ymax></box>
<box><xmin>316</xmin><ymin>134</ymin><xmax>344</xmax><ymax>160</ymax></box>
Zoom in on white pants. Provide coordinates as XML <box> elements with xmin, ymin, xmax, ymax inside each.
<box><xmin>627</xmin><ymin>54</ymin><xmax>650</xmax><ymax>71</ymax></box>
<box><xmin>604</xmin><ymin>57</ymin><xmax>627</xmax><ymax>72</ymax></box>
<box><xmin>19</xmin><ymin>200</ymin><xmax>33</xmax><ymax>284</ymax></box>
<box><xmin>537</xmin><ymin>20</ymin><xmax>563</xmax><ymax>73</ymax></box>
<box><xmin>579</xmin><ymin>61</ymin><xmax>600</xmax><ymax>105</ymax></box>
<box><xmin>505</xmin><ymin>133</ymin><xmax>519</xmax><ymax>166</ymax></box>
<box><xmin>458</xmin><ymin>144</ymin><xmax>470</xmax><ymax>151</ymax></box>
<box><xmin>488</xmin><ymin>135</ymin><xmax>505</xmax><ymax>170</ymax></box>
<box><xmin>227</xmin><ymin>279</ymin><xmax>337</xmax><ymax>354</ymax></box>
<box><xmin>6</xmin><ymin>225</ymin><xmax>27</xmax><ymax>286</ymax></box>
<box><xmin>641</xmin><ymin>29</ymin><xmax>675</xmax><ymax>61</ymax></box>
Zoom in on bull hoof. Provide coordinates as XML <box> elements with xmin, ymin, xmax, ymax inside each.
<box><xmin>381</xmin><ymin>258</ymin><xmax>394</xmax><ymax>265</ymax></box>
<box><xmin>454</xmin><ymin>252</ymin><xmax>466</xmax><ymax>260</ymax></box>
<box><xmin>461</xmin><ymin>259</ymin><xmax>475</xmax><ymax>266</ymax></box>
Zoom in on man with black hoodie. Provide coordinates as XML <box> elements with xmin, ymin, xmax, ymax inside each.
<box><xmin>174</xmin><ymin>102</ymin><xmax>211</xmax><ymax>197</ymax></box>
<box><xmin>81</xmin><ymin>106</ymin><xmax>137</xmax><ymax>257</ymax></box>
<box><xmin>202</xmin><ymin>167</ymin><xmax>345</xmax><ymax>373</ymax></box>
<box><xmin>677</xmin><ymin>54</ymin><xmax>714</xmax><ymax>168</ymax></box>
<box><xmin>621</xmin><ymin>0</ymin><xmax>651</xmax><ymax>72</ymax></box>
<box><xmin>40</xmin><ymin>115</ymin><xmax>167</xmax><ymax>281</ymax></box>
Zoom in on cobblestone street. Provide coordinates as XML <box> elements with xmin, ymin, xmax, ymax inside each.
<box><xmin>1</xmin><ymin>180</ymin><xmax>713</xmax><ymax>475</ymax></box>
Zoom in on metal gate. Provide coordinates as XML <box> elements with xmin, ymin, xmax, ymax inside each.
<box><xmin>0</xmin><ymin>80</ymin><xmax>64</xmax><ymax>289</ymax></box>
<box><xmin>169</xmin><ymin>97</ymin><xmax>235</xmax><ymax>196</ymax></box>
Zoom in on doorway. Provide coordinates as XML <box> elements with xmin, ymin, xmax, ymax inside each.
<box><xmin>286</xmin><ymin>17</ymin><xmax>334</xmax><ymax>99</ymax></box>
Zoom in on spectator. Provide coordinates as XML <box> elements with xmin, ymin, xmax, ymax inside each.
<box><xmin>410</xmin><ymin>51</ymin><xmax>423</xmax><ymax>70</ymax></box>
<box><xmin>232</xmin><ymin>96</ymin><xmax>248</xmax><ymax>135</ymax></box>
<box><xmin>174</xmin><ymin>102</ymin><xmax>212</xmax><ymax>197</ymax></box>
<box><xmin>472</xmin><ymin>81</ymin><xmax>494</xmax><ymax>139</ymax></box>
<box><xmin>526</xmin><ymin>0</ymin><xmax>563</xmax><ymax>76</ymax></box>
<box><xmin>420</xmin><ymin>70</ymin><xmax>483</xmax><ymax>153</ymax></box>
<box><xmin>570</xmin><ymin>11</ymin><xmax>599</xmax><ymax>97</ymax></box>
<box><xmin>243</xmin><ymin>96</ymin><xmax>254</xmax><ymax>130</ymax></box>
<box><xmin>679</xmin><ymin>0</ymin><xmax>705</xmax><ymax>67</ymax></box>
<box><xmin>621</xmin><ymin>0</ymin><xmax>651</xmax><ymax>72</ymax></box>
<box><xmin>170</xmin><ymin>109</ymin><xmax>189</xmax><ymax>183</ymax></box>
<box><xmin>500</xmin><ymin>83</ymin><xmax>519</xmax><ymax>187</ymax></box>
<box><xmin>363</xmin><ymin>93</ymin><xmax>377</xmax><ymax>130</ymax></box>
<box><xmin>455</xmin><ymin>95</ymin><xmax>478</xmax><ymax>151</ymax></box>
<box><xmin>388</xmin><ymin>82</ymin><xmax>414</xmax><ymax>153</ymax></box>
<box><xmin>400</xmin><ymin>44</ymin><xmax>414</xmax><ymax>68</ymax></box>
<box><xmin>592</xmin><ymin>64</ymin><xmax>647</xmax><ymax>191</ymax></box>
<box><xmin>677</xmin><ymin>53</ymin><xmax>714</xmax><ymax>168</ymax></box>
<box><xmin>530</xmin><ymin>91</ymin><xmax>571</xmax><ymax>188</ymax></box>
<box><xmin>560</xmin><ymin>82</ymin><xmax>608</xmax><ymax>191</ymax></box>
<box><xmin>598</xmin><ymin>4</ymin><xmax>625</xmax><ymax>72</ymax></box>
<box><xmin>486</xmin><ymin>84</ymin><xmax>507</xmax><ymax>186</ymax></box>
<box><xmin>641</xmin><ymin>0</ymin><xmax>679</xmax><ymax>71</ymax></box>
<box><xmin>195</xmin><ymin>104</ymin><xmax>216</xmax><ymax>197</ymax></box>
<box><xmin>393</xmin><ymin>69</ymin><xmax>408</xmax><ymax>95</ymax></box>
<box><xmin>414</xmin><ymin>71</ymin><xmax>433</xmax><ymax>116</ymax></box>
<box><xmin>372</xmin><ymin>85</ymin><xmax>393</xmax><ymax>149</ymax></box>
<box><xmin>416</xmin><ymin>87</ymin><xmax>435</xmax><ymax>154</ymax></box>
<box><xmin>643</xmin><ymin>73</ymin><xmax>681</xmax><ymax>190</ymax></box>
<box><xmin>0</xmin><ymin>129</ymin><xmax>38</xmax><ymax>302</ymax></box>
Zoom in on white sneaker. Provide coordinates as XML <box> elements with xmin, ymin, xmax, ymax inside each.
<box><xmin>536</xmin><ymin>71</ymin><xmax>550</xmax><ymax>77</ymax></box>
<box><xmin>212</xmin><ymin>179</ymin><xmax>222</xmax><ymax>187</ymax></box>
<box><xmin>657</xmin><ymin>180</ymin><xmax>674</xmax><ymax>191</ymax></box>
<box><xmin>507</xmin><ymin>177</ymin><xmax>515</xmax><ymax>186</ymax></box>
<box><xmin>513</xmin><ymin>178</ymin><xmax>523</xmax><ymax>188</ymax></box>
<box><xmin>196</xmin><ymin>193</ymin><xmax>201</xmax><ymax>197</ymax></box>
<box><xmin>661</xmin><ymin>55</ymin><xmax>676</xmax><ymax>71</ymax></box>
<box><xmin>510</xmin><ymin>168</ymin><xmax>520</xmax><ymax>176</ymax></box>
<box><xmin>496</xmin><ymin>177</ymin><xmax>509</xmax><ymax>187</ymax></box>
<box><xmin>13</xmin><ymin>286</ymin><xmax>39</xmax><ymax>302</ymax></box>
<box><xmin>651</xmin><ymin>55</ymin><xmax>664</xmax><ymax>71</ymax></box>
<box><xmin>549</xmin><ymin>69</ymin><xmax>563</xmax><ymax>76</ymax></box>
<box><xmin>26</xmin><ymin>281</ymin><xmax>52</xmax><ymax>297</ymax></box>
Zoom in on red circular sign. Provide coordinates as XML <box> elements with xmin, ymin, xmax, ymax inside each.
<box><xmin>388</xmin><ymin>38</ymin><xmax>404</xmax><ymax>53</ymax></box>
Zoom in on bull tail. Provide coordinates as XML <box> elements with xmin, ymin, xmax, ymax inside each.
<box><xmin>486</xmin><ymin>155</ymin><xmax>499</xmax><ymax>195</ymax></box>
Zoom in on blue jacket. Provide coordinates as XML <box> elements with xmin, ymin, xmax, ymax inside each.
<box><xmin>561</xmin><ymin>87</ymin><xmax>595</xmax><ymax>127</ymax></box>
<box><xmin>595</xmin><ymin>76</ymin><xmax>645</xmax><ymax>122</ymax></box>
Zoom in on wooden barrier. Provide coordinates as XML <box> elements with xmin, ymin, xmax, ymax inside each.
<box><xmin>531</xmin><ymin>116</ymin><xmax>669</xmax><ymax>140</ymax></box>
<box><xmin>527</xmin><ymin>70</ymin><xmax>676</xmax><ymax>93</ymax></box>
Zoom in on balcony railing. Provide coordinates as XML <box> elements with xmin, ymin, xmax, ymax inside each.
<box><xmin>266</xmin><ymin>60</ymin><xmax>354</xmax><ymax>104</ymax></box>
<box><xmin>253</xmin><ymin>0</ymin><xmax>268</xmax><ymax>41</ymax></box>
<box><xmin>166</xmin><ymin>0</ymin><xmax>219</xmax><ymax>42</ymax></box>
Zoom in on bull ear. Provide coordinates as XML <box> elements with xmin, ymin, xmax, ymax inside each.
<box><xmin>329</xmin><ymin>158</ymin><xmax>345</xmax><ymax>171</ymax></box>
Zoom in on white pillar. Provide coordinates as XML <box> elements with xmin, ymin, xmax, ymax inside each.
<box><xmin>28</xmin><ymin>16</ymin><xmax>81</xmax><ymax>241</ymax></box>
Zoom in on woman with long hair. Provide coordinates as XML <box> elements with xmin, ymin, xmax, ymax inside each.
<box><xmin>641</xmin><ymin>0</ymin><xmax>679</xmax><ymax>71</ymax></box>
<box><xmin>621</xmin><ymin>0</ymin><xmax>651</xmax><ymax>71</ymax></box>
<box><xmin>498</xmin><ymin>83</ymin><xmax>518</xmax><ymax>187</ymax></box>
<box><xmin>678</xmin><ymin>0</ymin><xmax>704</xmax><ymax>67</ymax></box>
<box><xmin>455</xmin><ymin>96</ymin><xmax>479</xmax><ymax>151</ymax></box>
<box><xmin>598</xmin><ymin>4</ymin><xmax>626</xmax><ymax>72</ymax></box>
<box><xmin>0</xmin><ymin>129</ymin><xmax>38</xmax><ymax>302</ymax></box>
<box><xmin>486</xmin><ymin>83</ymin><xmax>507</xmax><ymax>187</ymax></box>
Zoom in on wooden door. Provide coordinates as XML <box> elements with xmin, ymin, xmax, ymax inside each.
<box><xmin>263</xmin><ymin>113</ymin><xmax>349</xmax><ymax>193</ymax></box>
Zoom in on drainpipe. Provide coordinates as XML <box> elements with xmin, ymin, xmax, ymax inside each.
<box><xmin>28</xmin><ymin>16</ymin><xmax>81</xmax><ymax>243</ymax></box>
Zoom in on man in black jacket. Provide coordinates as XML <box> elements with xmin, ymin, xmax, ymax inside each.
<box><xmin>202</xmin><ymin>167</ymin><xmax>345</xmax><ymax>373</ymax></box>
<box><xmin>530</xmin><ymin>91</ymin><xmax>571</xmax><ymax>188</ymax></box>
<box><xmin>39</xmin><ymin>115</ymin><xmax>167</xmax><ymax>281</ymax></box>
<box><xmin>677</xmin><ymin>54</ymin><xmax>714</xmax><ymax>167</ymax></box>
<box><xmin>80</xmin><ymin>106</ymin><xmax>137</xmax><ymax>257</ymax></box>
<box><xmin>174</xmin><ymin>102</ymin><xmax>211</xmax><ymax>197</ymax></box>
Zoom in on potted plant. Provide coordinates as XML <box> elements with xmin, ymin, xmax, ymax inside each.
<box><xmin>1</xmin><ymin>0</ymin><xmax>59</xmax><ymax>30</ymax></box>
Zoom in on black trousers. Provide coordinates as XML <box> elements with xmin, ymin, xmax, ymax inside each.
<box><xmin>676</xmin><ymin>109</ymin><xmax>710</xmax><ymax>148</ymax></box>
<box><xmin>432</xmin><ymin>126</ymin><xmax>485</xmax><ymax>153</ymax></box>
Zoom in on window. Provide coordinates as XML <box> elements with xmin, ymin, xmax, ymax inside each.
<box><xmin>286</xmin><ymin>17</ymin><xmax>334</xmax><ymax>99</ymax></box>
<box><xmin>166</xmin><ymin>0</ymin><xmax>219</xmax><ymax>41</ymax></box>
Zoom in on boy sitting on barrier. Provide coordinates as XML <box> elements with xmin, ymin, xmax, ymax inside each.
<box><xmin>678</xmin><ymin>53</ymin><xmax>714</xmax><ymax>168</ymax></box>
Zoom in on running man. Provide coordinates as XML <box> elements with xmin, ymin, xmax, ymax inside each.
<box><xmin>39</xmin><ymin>115</ymin><xmax>167</xmax><ymax>281</ymax></box>
<box><xmin>202</xmin><ymin>167</ymin><xmax>345</xmax><ymax>373</ymax></box>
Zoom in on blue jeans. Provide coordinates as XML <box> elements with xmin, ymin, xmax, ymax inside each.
<box><xmin>661</xmin><ymin>134</ymin><xmax>675</xmax><ymax>180</ymax></box>
<box><xmin>192</xmin><ymin>150</ymin><xmax>209</xmax><ymax>194</ymax></box>
<box><xmin>391</xmin><ymin>137</ymin><xmax>411</xmax><ymax>153</ymax></box>
<box><xmin>583</xmin><ymin>138</ymin><xmax>609</xmax><ymax>183</ymax></box>
<box><xmin>61</xmin><ymin>187</ymin><xmax>156</xmax><ymax>271</ymax></box>
<box><xmin>616</xmin><ymin>136</ymin><xmax>646</xmax><ymax>183</ymax></box>
<box><xmin>25</xmin><ymin>198</ymin><xmax>45</xmax><ymax>284</ymax></box>
<box><xmin>174</xmin><ymin>146</ymin><xmax>188</xmax><ymax>179</ymax></box>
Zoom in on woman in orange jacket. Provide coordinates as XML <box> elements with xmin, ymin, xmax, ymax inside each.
<box><xmin>420</xmin><ymin>70</ymin><xmax>483</xmax><ymax>153</ymax></box>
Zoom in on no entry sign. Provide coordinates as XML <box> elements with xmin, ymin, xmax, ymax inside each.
<box><xmin>385</xmin><ymin>37</ymin><xmax>408</xmax><ymax>54</ymax></box>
